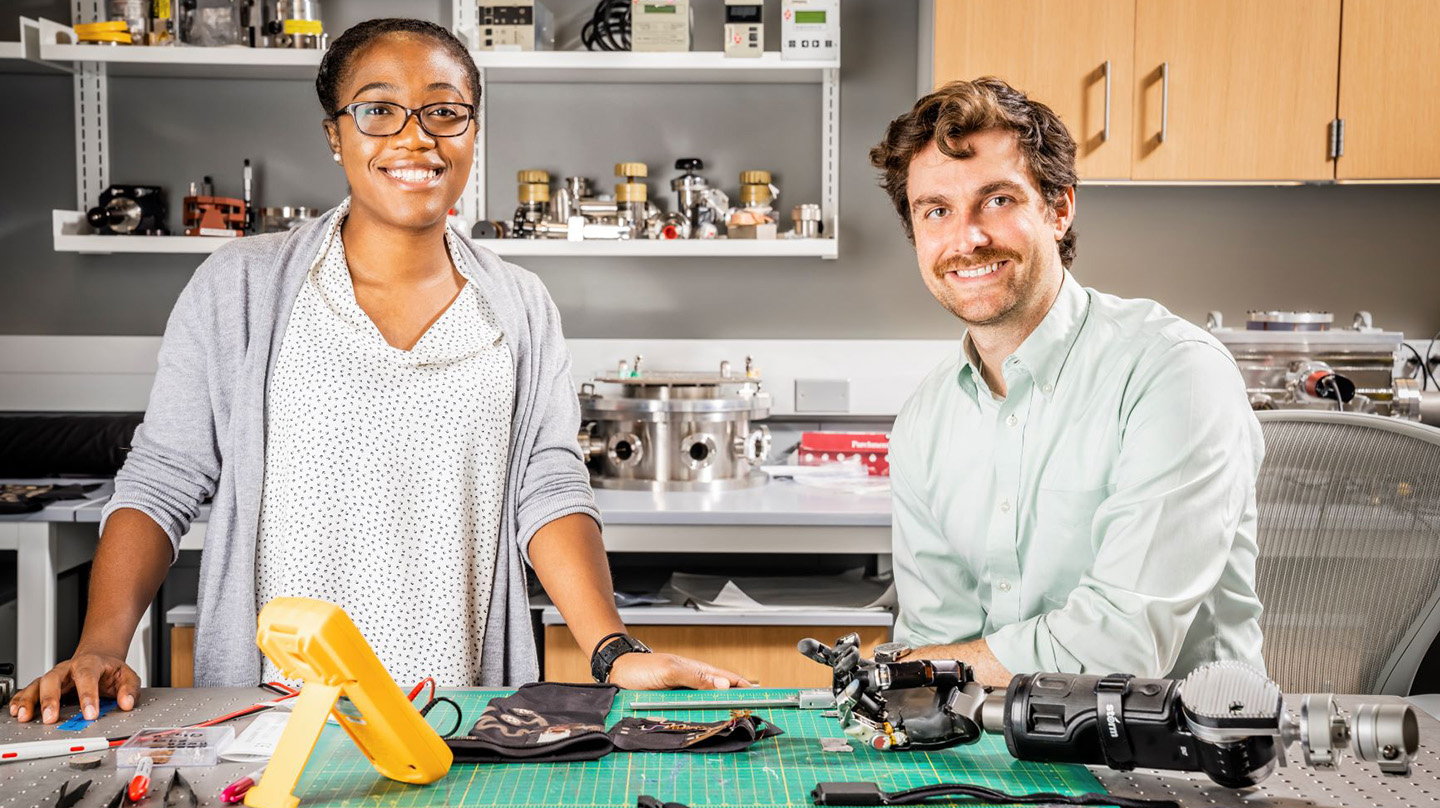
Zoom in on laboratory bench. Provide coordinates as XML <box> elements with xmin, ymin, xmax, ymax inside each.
<box><xmin>1</xmin><ymin>686</ymin><xmax>1437</xmax><ymax>808</ymax></box>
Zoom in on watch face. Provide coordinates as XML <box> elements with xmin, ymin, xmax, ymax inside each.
<box><xmin>873</xmin><ymin>642</ymin><xmax>912</xmax><ymax>664</ymax></box>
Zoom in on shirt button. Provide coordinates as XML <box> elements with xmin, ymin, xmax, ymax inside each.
<box><xmin>1006</xmin><ymin>414</ymin><xmax>1018</xmax><ymax>427</ymax></box>
<box><xmin>1042</xmin><ymin>383</ymin><xmax>1054</xmax><ymax>394</ymax></box>
<box><xmin>998</xmin><ymin>579</ymin><xmax>1012</xmax><ymax>592</ymax></box>
<box><xmin>1000</xmin><ymin>499</ymin><xmax>1011</xmax><ymax>513</ymax></box>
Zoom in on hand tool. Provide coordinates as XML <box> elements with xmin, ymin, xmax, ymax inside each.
<box><xmin>163</xmin><ymin>770</ymin><xmax>199</xmax><ymax>808</ymax></box>
<box><xmin>45</xmin><ymin>777</ymin><xmax>92</xmax><ymax>808</ymax></box>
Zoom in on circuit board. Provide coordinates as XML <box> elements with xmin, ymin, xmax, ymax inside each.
<box><xmin>293</xmin><ymin>688</ymin><xmax>1106</xmax><ymax>807</ymax></box>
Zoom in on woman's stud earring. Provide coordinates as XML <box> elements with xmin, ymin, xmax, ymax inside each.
<box><xmin>333</xmin><ymin>153</ymin><xmax>341</xmax><ymax>163</ymax></box>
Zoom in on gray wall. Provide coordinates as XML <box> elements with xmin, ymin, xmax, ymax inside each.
<box><xmin>2</xmin><ymin>0</ymin><xmax>1437</xmax><ymax>339</ymax></box>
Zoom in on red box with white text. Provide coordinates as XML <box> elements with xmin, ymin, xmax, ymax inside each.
<box><xmin>798</xmin><ymin>432</ymin><xmax>891</xmax><ymax>476</ymax></box>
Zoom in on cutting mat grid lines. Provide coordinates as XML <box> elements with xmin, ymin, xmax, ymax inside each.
<box><xmin>296</xmin><ymin>689</ymin><xmax>1104</xmax><ymax>808</ymax></box>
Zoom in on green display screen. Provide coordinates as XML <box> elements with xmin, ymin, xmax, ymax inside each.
<box><xmin>795</xmin><ymin>10</ymin><xmax>827</xmax><ymax>23</ymax></box>
<box><xmin>644</xmin><ymin>4</ymin><xmax>677</xmax><ymax>12</ymax></box>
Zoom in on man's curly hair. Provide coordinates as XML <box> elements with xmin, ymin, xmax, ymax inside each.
<box><xmin>870</xmin><ymin>77</ymin><xmax>1078</xmax><ymax>267</ymax></box>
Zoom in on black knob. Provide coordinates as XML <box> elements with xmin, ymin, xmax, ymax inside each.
<box><xmin>674</xmin><ymin>158</ymin><xmax>704</xmax><ymax>172</ymax></box>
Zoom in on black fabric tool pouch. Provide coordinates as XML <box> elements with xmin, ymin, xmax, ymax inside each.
<box><xmin>446</xmin><ymin>683</ymin><xmax>618</xmax><ymax>763</ymax></box>
<box><xmin>610</xmin><ymin>712</ymin><xmax>784</xmax><ymax>753</ymax></box>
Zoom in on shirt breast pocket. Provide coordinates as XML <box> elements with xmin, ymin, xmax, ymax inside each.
<box><xmin>1032</xmin><ymin>484</ymin><xmax>1112</xmax><ymax>555</ymax></box>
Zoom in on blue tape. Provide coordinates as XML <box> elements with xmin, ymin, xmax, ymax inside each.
<box><xmin>57</xmin><ymin>698</ymin><xmax>118</xmax><ymax>731</ymax></box>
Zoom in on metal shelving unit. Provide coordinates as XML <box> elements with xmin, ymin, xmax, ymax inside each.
<box><xmin>54</xmin><ymin>210</ymin><xmax>839</xmax><ymax>257</ymax></box>
<box><xmin>21</xmin><ymin>2</ymin><xmax>841</xmax><ymax>259</ymax></box>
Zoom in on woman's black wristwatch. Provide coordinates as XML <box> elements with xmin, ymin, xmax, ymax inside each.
<box><xmin>590</xmin><ymin>632</ymin><xmax>652</xmax><ymax>683</ymax></box>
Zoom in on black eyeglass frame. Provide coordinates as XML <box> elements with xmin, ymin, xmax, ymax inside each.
<box><xmin>331</xmin><ymin>101</ymin><xmax>478</xmax><ymax>138</ymax></box>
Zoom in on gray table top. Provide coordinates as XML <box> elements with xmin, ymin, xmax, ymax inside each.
<box><xmin>8</xmin><ymin>477</ymin><xmax>892</xmax><ymax>528</ymax></box>
<box><xmin>0</xmin><ymin>688</ymin><xmax>1435</xmax><ymax>808</ymax></box>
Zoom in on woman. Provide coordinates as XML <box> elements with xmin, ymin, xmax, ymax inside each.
<box><xmin>11</xmin><ymin>18</ymin><xmax>745</xmax><ymax>724</ymax></box>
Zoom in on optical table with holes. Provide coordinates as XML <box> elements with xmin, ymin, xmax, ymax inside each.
<box><xmin>1</xmin><ymin>688</ymin><xmax>1436</xmax><ymax>808</ymax></box>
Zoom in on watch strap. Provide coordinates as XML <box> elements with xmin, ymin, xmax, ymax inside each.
<box><xmin>590</xmin><ymin>633</ymin><xmax>652</xmax><ymax>683</ymax></box>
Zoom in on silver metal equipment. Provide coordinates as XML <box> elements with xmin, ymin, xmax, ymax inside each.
<box><xmin>247</xmin><ymin>0</ymin><xmax>325</xmax><ymax>49</ymax></box>
<box><xmin>631</xmin><ymin>0</ymin><xmax>691</xmax><ymax>52</ymax></box>
<box><xmin>579</xmin><ymin>357</ymin><xmax>772</xmax><ymax>492</ymax></box>
<box><xmin>1208</xmin><ymin>310</ymin><xmax>1425</xmax><ymax>421</ymax></box>
<box><xmin>513</xmin><ymin>165</ymin><xmax>660</xmax><ymax>240</ymax></box>
<box><xmin>724</xmin><ymin>0</ymin><xmax>763</xmax><ymax>57</ymax></box>
<box><xmin>789</xmin><ymin>202</ymin><xmax>823</xmax><ymax>238</ymax></box>
<box><xmin>670</xmin><ymin>158</ymin><xmax>728</xmax><ymax>239</ymax></box>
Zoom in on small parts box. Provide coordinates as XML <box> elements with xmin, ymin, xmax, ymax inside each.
<box><xmin>798</xmin><ymin>431</ymin><xmax>890</xmax><ymax>476</ymax></box>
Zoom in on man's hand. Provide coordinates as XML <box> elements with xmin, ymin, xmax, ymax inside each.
<box><xmin>8</xmin><ymin>651</ymin><xmax>140</xmax><ymax>724</ymax></box>
<box><xmin>607</xmin><ymin>652</ymin><xmax>752</xmax><ymax>691</ymax></box>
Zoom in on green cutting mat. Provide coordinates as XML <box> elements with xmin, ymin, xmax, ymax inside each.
<box><xmin>293</xmin><ymin>688</ymin><xmax>1106</xmax><ymax>807</ymax></box>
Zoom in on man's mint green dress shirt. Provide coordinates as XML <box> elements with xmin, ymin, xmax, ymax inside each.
<box><xmin>891</xmin><ymin>271</ymin><xmax>1266</xmax><ymax>678</ymax></box>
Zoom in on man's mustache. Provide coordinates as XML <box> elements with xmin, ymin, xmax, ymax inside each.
<box><xmin>934</xmin><ymin>249</ymin><xmax>1022</xmax><ymax>277</ymax></box>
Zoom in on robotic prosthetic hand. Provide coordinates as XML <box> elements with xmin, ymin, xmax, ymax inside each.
<box><xmin>797</xmin><ymin>636</ymin><xmax>989</xmax><ymax>752</ymax></box>
<box><xmin>799</xmin><ymin>634</ymin><xmax>1420</xmax><ymax>789</ymax></box>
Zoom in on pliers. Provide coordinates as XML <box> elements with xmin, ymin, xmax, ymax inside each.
<box><xmin>45</xmin><ymin>778</ymin><xmax>91</xmax><ymax>808</ymax></box>
<box><xmin>102</xmin><ymin>770</ymin><xmax>197</xmax><ymax>807</ymax></box>
<box><xmin>164</xmin><ymin>771</ymin><xmax>199</xmax><ymax>808</ymax></box>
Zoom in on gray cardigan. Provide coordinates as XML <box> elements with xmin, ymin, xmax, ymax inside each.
<box><xmin>101</xmin><ymin>206</ymin><xmax>601</xmax><ymax>687</ymax></box>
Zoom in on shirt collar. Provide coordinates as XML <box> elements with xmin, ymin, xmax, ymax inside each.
<box><xmin>956</xmin><ymin>270</ymin><xmax>1090</xmax><ymax>398</ymax></box>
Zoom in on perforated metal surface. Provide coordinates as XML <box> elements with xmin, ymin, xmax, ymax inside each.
<box><xmin>0</xmin><ymin>688</ymin><xmax>265</xmax><ymax>808</ymax></box>
<box><xmin>4</xmin><ymin>690</ymin><xmax>1440</xmax><ymax>807</ymax></box>
<box><xmin>1095</xmin><ymin>696</ymin><xmax>1440</xmax><ymax>808</ymax></box>
<box><xmin>1255</xmin><ymin>413</ymin><xmax>1440</xmax><ymax>694</ymax></box>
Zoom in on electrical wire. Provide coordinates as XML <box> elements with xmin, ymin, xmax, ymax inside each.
<box><xmin>582</xmin><ymin>0</ymin><xmax>631</xmax><ymax>51</ymax></box>
<box><xmin>107</xmin><ymin>683</ymin><xmax>301</xmax><ymax>746</ymax></box>
<box><xmin>1429</xmin><ymin>329</ymin><xmax>1440</xmax><ymax>389</ymax></box>
<box><xmin>419</xmin><ymin>696</ymin><xmax>464</xmax><ymax>739</ymax></box>
<box><xmin>1401</xmin><ymin>342</ymin><xmax>1437</xmax><ymax>391</ymax></box>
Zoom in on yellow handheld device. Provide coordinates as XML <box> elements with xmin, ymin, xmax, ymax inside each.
<box><xmin>245</xmin><ymin>597</ymin><xmax>453</xmax><ymax>808</ymax></box>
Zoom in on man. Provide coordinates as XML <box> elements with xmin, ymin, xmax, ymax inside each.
<box><xmin>872</xmin><ymin>78</ymin><xmax>1265</xmax><ymax>686</ymax></box>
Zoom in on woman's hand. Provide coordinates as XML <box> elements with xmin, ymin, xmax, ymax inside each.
<box><xmin>608</xmin><ymin>652</ymin><xmax>752</xmax><ymax>691</ymax></box>
<box><xmin>8</xmin><ymin>650</ymin><xmax>140</xmax><ymax>724</ymax></box>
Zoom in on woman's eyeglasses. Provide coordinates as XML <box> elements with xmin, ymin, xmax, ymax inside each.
<box><xmin>332</xmin><ymin>101</ymin><xmax>477</xmax><ymax>138</ymax></box>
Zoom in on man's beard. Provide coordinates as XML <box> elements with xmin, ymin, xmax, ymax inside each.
<box><xmin>930</xmin><ymin>247</ymin><xmax>1027</xmax><ymax>326</ymax></box>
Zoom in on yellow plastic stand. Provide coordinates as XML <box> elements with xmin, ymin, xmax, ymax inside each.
<box><xmin>244</xmin><ymin>597</ymin><xmax>453</xmax><ymax>808</ymax></box>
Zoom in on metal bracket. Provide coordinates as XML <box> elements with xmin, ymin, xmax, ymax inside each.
<box><xmin>821</xmin><ymin>66</ymin><xmax>840</xmax><ymax>259</ymax></box>
<box><xmin>451</xmin><ymin>1</ymin><xmax>485</xmax><ymax>223</ymax></box>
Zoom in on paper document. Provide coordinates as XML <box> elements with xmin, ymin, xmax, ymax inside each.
<box><xmin>664</xmin><ymin>568</ymin><xmax>895</xmax><ymax>612</ymax></box>
<box><xmin>220</xmin><ymin>711</ymin><xmax>290</xmax><ymax>763</ymax></box>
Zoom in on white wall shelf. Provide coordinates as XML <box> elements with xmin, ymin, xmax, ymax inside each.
<box><xmin>34</xmin><ymin>7</ymin><xmax>841</xmax><ymax>260</ymax></box>
<box><xmin>31</xmin><ymin>42</ymin><xmax>835</xmax><ymax>83</ymax></box>
<box><xmin>54</xmin><ymin>210</ymin><xmax>837</xmax><ymax>258</ymax></box>
<box><xmin>37</xmin><ymin>41</ymin><xmax>321</xmax><ymax>79</ymax></box>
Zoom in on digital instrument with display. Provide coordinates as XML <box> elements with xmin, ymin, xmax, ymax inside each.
<box><xmin>724</xmin><ymin>0</ymin><xmax>763</xmax><ymax>57</ymax></box>
<box><xmin>631</xmin><ymin>0</ymin><xmax>690</xmax><ymax>52</ymax></box>
<box><xmin>781</xmin><ymin>0</ymin><xmax>839</xmax><ymax>61</ymax></box>
<box><xmin>476</xmin><ymin>1</ymin><xmax>555</xmax><ymax>51</ymax></box>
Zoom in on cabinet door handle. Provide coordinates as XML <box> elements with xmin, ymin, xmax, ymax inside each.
<box><xmin>1101</xmin><ymin>59</ymin><xmax>1112</xmax><ymax>143</ymax></box>
<box><xmin>1159</xmin><ymin>61</ymin><xmax>1169</xmax><ymax>144</ymax></box>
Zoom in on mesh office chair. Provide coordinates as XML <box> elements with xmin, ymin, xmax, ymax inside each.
<box><xmin>1255</xmin><ymin>410</ymin><xmax>1440</xmax><ymax>698</ymax></box>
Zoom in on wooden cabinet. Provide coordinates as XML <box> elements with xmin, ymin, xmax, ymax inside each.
<box><xmin>930</xmin><ymin>0</ymin><xmax>1396</xmax><ymax>182</ymax></box>
<box><xmin>932</xmin><ymin>0</ymin><xmax>1135</xmax><ymax>180</ymax></box>
<box><xmin>1336</xmin><ymin>0</ymin><xmax>1440</xmax><ymax>180</ymax></box>
<box><xmin>1131</xmin><ymin>0</ymin><xmax>1341</xmax><ymax>181</ymax></box>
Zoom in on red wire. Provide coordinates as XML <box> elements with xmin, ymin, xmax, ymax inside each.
<box><xmin>106</xmin><ymin>678</ymin><xmax>432</xmax><ymax>747</ymax></box>
<box><xmin>407</xmin><ymin>677</ymin><xmax>436</xmax><ymax>706</ymax></box>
